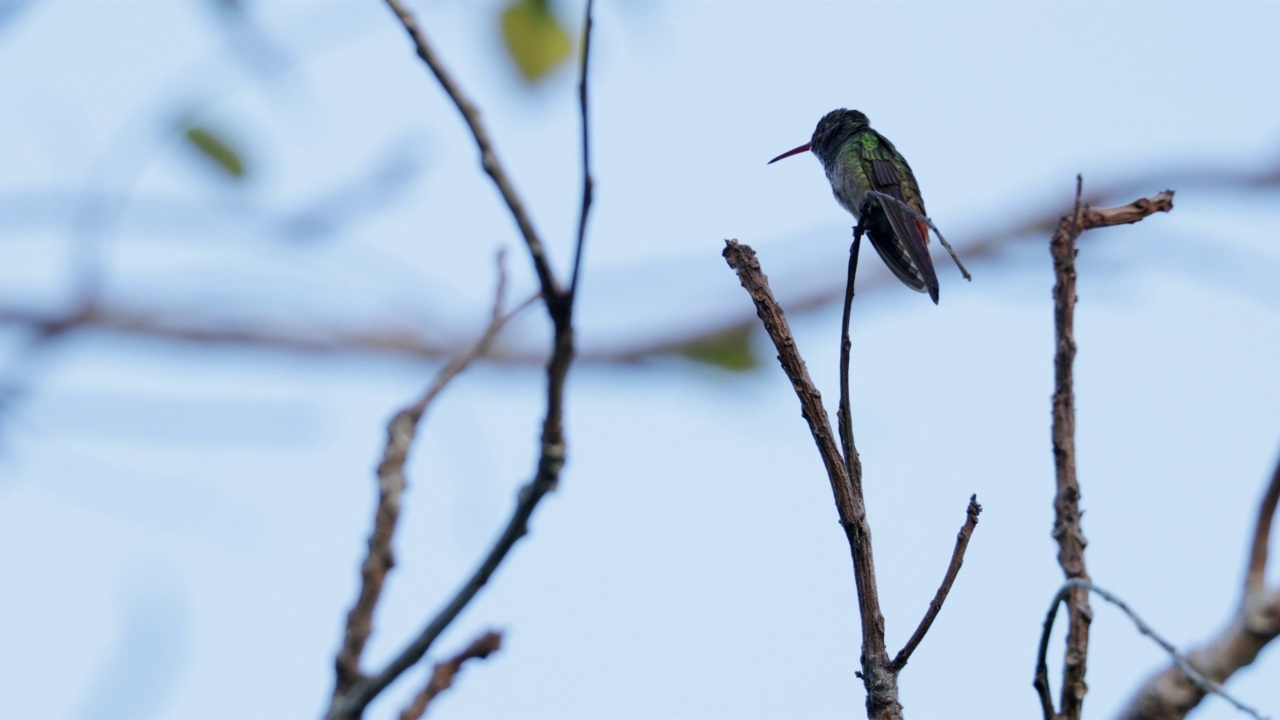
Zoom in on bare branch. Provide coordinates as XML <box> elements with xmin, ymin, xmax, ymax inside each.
<box><xmin>383</xmin><ymin>0</ymin><xmax>560</xmax><ymax>300</ymax></box>
<box><xmin>891</xmin><ymin>494</ymin><xmax>982</xmax><ymax>672</ymax></box>
<box><xmin>836</xmin><ymin>226</ymin><xmax>864</xmax><ymax>512</ymax></box>
<box><xmin>328</xmin><ymin>383</ymin><xmax>565</xmax><ymax>718</ymax></box>
<box><xmin>332</xmin><ymin>252</ymin><xmax>529</xmax><ymax>695</ymax></box>
<box><xmin>398</xmin><ymin>631</ymin><xmax>503</xmax><ymax>720</ymax></box>
<box><xmin>568</xmin><ymin>0</ymin><xmax>595</xmax><ymax>299</ymax></box>
<box><xmin>721</xmin><ymin>241</ymin><xmax>850</xmax><ymax>517</ymax></box>
<box><xmin>1034</xmin><ymin>575</ymin><xmax>1067</xmax><ymax>720</ymax></box>
<box><xmin>1040</xmin><ymin>180</ymin><xmax>1175</xmax><ymax>720</ymax></box>
<box><xmin>722</xmin><ymin>239</ymin><xmax>901</xmax><ymax>719</ymax></box>
<box><xmin>1047</xmin><ymin>175</ymin><xmax>1093</xmax><ymax>720</ymax></box>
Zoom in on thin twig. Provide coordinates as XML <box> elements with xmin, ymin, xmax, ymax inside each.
<box><xmin>836</xmin><ymin>222</ymin><xmax>865</xmax><ymax>494</ymax></box>
<box><xmin>1034</xmin><ymin>577</ymin><xmax>1066</xmax><ymax>720</ymax></box>
<box><xmin>398</xmin><ymin>630</ymin><xmax>504</xmax><ymax>720</ymax></box>
<box><xmin>1037</xmin><ymin>580</ymin><xmax>1267</xmax><ymax>720</ymax></box>
<box><xmin>383</xmin><ymin>0</ymin><xmax>560</xmax><ymax>300</ymax></box>
<box><xmin>333</xmin><ymin>252</ymin><xmax>529</xmax><ymax>694</ymax></box>
<box><xmin>722</xmin><ymin>239</ymin><xmax>900</xmax><ymax>719</ymax></box>
<box><xmin>568</xmin><ymin>0</ymin><xmax>595</xmax><ymax>299</ymax></box>
<box><xmin>863</xmin><ymin>189</ymin><xmax>971</xmax><ymax>280</ymax></box>
<box><xmin>891</xmin><ymin>494</ymin><xmax>982</xmax><ymax>672</ymax></box>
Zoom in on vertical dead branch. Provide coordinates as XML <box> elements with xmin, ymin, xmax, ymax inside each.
<box><xmin>1047</xmin><ymin>175</ymin><xmax>1094</xmax><ymax>720</ymax></box>
<box><xmin>1034</xmin><ymin>182</ymin><xmax>1174</xmax><ymax>720</ymax></box>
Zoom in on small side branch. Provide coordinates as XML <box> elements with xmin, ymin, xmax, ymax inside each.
<box><xmin>398</xmin><ymin>630</ymin><xmax>504</xmax><ymax>720</ymax></box>
<box><xmin>568</xmin><ymin>0</ymin><xmax>594</xmax><ymax>298</ymax></box>
<box><xmin>891</xmin><ymin>495</ymin><xmax>982</xmax><ymax>672</ymax></box>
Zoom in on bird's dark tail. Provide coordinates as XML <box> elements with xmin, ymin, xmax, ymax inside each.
<box><xmin>866</xmin><ymin>215</ymin><xmax>940</xmax><ymax>304</ymax></box>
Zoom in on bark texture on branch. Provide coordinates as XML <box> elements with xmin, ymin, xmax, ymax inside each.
<box><xmin>1036</xmin><ymin>183</ymin><xmax>1174</xmax><ymax>720</ymax></box>
<box><xmin>724</xmin><ymin>239</ymin><xmax>981</xmax><ymax>719</ymax></box>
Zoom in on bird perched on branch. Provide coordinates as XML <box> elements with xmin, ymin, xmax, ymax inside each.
<box><xmin>770</xmin><ymin>108</ymin><xmax>940</xmax><ymax>304</ymax></box>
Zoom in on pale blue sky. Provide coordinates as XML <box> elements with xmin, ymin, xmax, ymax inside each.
<box><xmin>2</xmin><ymin>2</ymin><xmax>1279</xmax><ymax>718</ymax></box>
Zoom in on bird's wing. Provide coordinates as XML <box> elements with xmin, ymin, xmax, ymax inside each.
<box><xmin>861</xmin><ymin>136</ymin><xmax>940</xmax><ymax>303</ymax></box>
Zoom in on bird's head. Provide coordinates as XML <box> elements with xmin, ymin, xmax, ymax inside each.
<box><xmin>768</xmin><ymin>108</ymin><xmax>869</xmax><ymax>165</ymax></box>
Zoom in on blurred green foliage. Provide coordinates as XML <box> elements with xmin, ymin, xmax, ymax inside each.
<box><xmin>182</xmin><ymin>124</ymin><xmax>246</xmax><ymax>180</ymax></box>
<box><xmin>500</xmin><ymin>0</ymin><xmax>571</xmax><ymax>84</ymax></box>
<box><xmin>672</xmin><ymin>325</ymin><xmax>760</xmax><ymax>372</ymax></box>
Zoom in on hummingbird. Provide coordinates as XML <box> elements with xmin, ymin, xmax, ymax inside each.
<box><xmin>769</xmin><ymin>109</ymin><xmax>940</xmax><ymax>304</ymax></box>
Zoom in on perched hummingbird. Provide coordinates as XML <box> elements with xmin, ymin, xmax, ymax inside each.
<box><xmin>769</xmin><ymin>109</ymin><xmax>940</xmax><ymax>304</ymax></box>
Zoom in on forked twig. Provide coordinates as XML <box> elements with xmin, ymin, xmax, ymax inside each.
<box><xmin>334</xmin><ymin>251</ymin><xmax>528</xmax><ymax>694</ymax></box>
<box><xmin>398</xmin><ymin>630</ymin><xmax>503</xmax><ymax>720</ymax></box>
<box><xmin>724</xmin><ymin>237</ymin><xmax>981</xmax><ymax>718</ymax></box>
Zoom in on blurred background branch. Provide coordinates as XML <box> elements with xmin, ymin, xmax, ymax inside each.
<box><xmin>2</xmin><ymin>156</ymin><xmax>1276</xmax><ymax>378</ymax></box>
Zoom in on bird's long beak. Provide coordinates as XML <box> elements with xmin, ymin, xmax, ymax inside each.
<box><xmin>767</xmin><ymin>142</ymin><xmax>812</xmax><ymax>165</ymax></box>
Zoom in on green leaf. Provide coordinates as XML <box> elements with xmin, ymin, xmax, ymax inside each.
<box><xmin>672</xmin><ymin>325</ymin><xmax>760</xmax><ymax>372</ymax></box>
<box><xmin>182</xmin><ymin>124</ymin><xmax>246</xmax><ymax>179</ymax></box>
<box><xmin>500</xmin><ymin>0</ymin><xmax>571</xmax><ymax>84</ymax></box>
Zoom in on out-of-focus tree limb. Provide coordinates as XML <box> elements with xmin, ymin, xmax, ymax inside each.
<box><xmin>0</xmin><ymin>158</ymin><xmax>1274</xmax><ymax>369</ymax></box>
<box><xmin>1117</xmin><ymin>453</ymin><xmax>1280</xmax><ymax>720</ymax></box>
